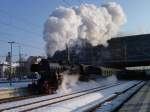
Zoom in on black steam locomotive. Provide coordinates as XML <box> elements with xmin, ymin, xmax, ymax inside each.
<box><xmin>29</xmin><ymin>58</ymin><xmax>94</xmax><ymax>94</ymax></box>
<box><xmin>29</xmin><ymin>59</ymin><xmax>62</xmax><ymax>94</ymax></box>
<box><xmin>31</xmin><ymin>58</ymin><xmax>150</xmax><ymax>94</ymax></box>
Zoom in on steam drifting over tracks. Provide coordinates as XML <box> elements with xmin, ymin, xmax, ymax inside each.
<box><xmin>26</xmin><ymin>81</ymin><xmax>141</xmax><ymax>112</ymax></box>
<box><xmin>81</xmin><ymin>81</ymin><xmax>145</xmax><ymax>112</ymax></box>
<box><xmin>0</xmin><ymin>81</ymin><xmax>139</xmax><ymax>112</ymax></box>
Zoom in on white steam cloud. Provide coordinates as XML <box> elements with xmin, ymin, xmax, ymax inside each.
<box><xmin>57</xmin><ymin>71</ymin><xmax>118</xmax><ymax>94</ymax></box>
<box><xmin>44</xmin><ymin>2</ymin><xmax>126</xmax><ymax>56</ymax></box>
<box><xmin>57</xmin><ymin>71</ymin><xmax>79</xmax><ymax>94</ymax></box>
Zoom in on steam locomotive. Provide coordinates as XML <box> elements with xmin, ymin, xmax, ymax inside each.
<box><xmin>29</xmin><ymin>58</ymin><xmax>91</xmax><ymax>94</ymax></box>
<box><xmin>29</xmin><ymin>57</ymin><xmax>121</xmax><ymax>94</ymax></box>
<box><xmin>29</xmin><ymin>58</ymin><xmax>150</xmax><ymax>94</ymax></box>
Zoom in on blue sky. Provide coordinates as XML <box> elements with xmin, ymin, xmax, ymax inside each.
<box><xmin>0</xmin><ymin>0</ymin><xmax>150</xmax><ymax>62</ymax></box>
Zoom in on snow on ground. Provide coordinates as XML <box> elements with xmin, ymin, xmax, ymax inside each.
<box><xmin>0</xmin><ymin>81</ymin><xmax>32</xmax><ymax>90</ymax></box>
<box><xmin>31</xmin><ymin>81</ymin><xmax>139</xmax><ymax>112</ymax></box>
<box><xmin>0</xmin><ymin>75</ymin><xmax>137</xmax><ymax>112</ymax></box>
<box><xmin>56</xmin><ymin>75</ymin><xmax>118</xmax><ymax>94</ymax></box>
<box><xmin>0</xmin><ymin>76</ymin><xmax>119</xmax><ymax>110</ymax></box>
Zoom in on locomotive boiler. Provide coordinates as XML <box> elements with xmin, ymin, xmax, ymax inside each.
<box><xmin>29</xmin><ymin>57</ymin><xmax>120</xmax><ymax>94</ymax></box>
<box><xmin>29</xmin><ymin>58</ymin><xmax>89</xmax><ymax>94</ymax></box>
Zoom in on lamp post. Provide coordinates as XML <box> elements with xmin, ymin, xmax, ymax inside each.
<box><xmin>8</xmin><ymin>41</ymin><xmax>15</xmax><ymax>86</ymax></box>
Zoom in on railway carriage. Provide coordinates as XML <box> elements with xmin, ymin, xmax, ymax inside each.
<box><xmin>29</xmin><ymin>58</ymin><xmax>120</xmax><ymax>94</ymax></box>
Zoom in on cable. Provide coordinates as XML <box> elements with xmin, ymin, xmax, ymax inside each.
<box><xmin>0</xmin><ymin>31</ymin><xmax>43</xmax><ymax>45</ymax></box>
<box><xmin>0</xmin><ymin>9</ymin><xmax>41</xmax><ymax>29</ymax></box>
<box><xmin>0</xmin><ymin>31</ymin><xmax>13</xmax><ymax>41</ymax></box>
<box><xmin>0</xmin><ymin>9</ymin><xmax>45</xmax><ymax>51</ymax></box>
<box><xmin>63</xmin><ymin>0</ymin><xmax>71</xmax><ymax>6</ymax></box>
<box><xmin>0</xmin><ymin>9</ymin><xmax>43</xmax><ymax>43</ymax></box>
<box><xmin>78</xmin><ymin>0</ymin><xmax>82</xmax><ymax>5</ymax></box>
<box><xmin>0</xmin><ymin>32</ymin><xmax>44</xmax><ymax>52</ymax></box>
<box><xmin>0</xmin><ymin>22</ymin><xmax>41</xmax><ymax>37</ymax></box>
<box><xmin>0</xmin><ymin>39</ymin><xmax>43</xmax><ymax>51</ymax></box>
<box><xmin>0</xmin><ymin>55</ymin><xmax>18</xmax><ymax>57</ymax></box>
<box><xmin>0</xmin><ymin>39</ymin><xmax>8</xmax><ymax>43</ymax></box>
<box><xmin>15</xmin><ymin>42</ymin><xmax>43</xmax><ymax>50</ymax></box>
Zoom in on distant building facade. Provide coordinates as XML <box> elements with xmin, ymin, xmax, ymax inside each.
<box><xmin>0</xmin><ymin>63</ymin><xmax>8</xmax><ymax>78</ymax></box>
<box><xmin>52</xmin><ymin>34</ymin><xmax>150</xmax><ymax>65</ymax></box>
<box><xmin>107</xmin><ymin>34</ymin><xmax>150</xmax><ymax>61</ymax></box>
<box><xmin>0</xmin><ymin>56</ymin><xmax>44</xmax><ymax>78</ymax></box>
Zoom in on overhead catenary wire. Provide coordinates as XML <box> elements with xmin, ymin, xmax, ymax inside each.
<box><xmin>62</xmin><ymin>0</ymin><xmax>83</xmax><ymax>6</ymax></box>
<box><xmin>0</xmin><ymin>31</ymin><xmax>43</xmax><ymax>45</ymax></box>
<box><xmin>0</xmin><ymin>9</ymin><xmax>46</xmax><ymax>61</ymax></box>
<box><xmin>0</xmin><ymin>9</ymin><xmax>44</xmax><ymax>49</ymax></box>
<box><xmin>0</xmin><ymin>9</ymin><xmax>42</xmax><ymax>37</ymax></box>
<box><xmin>15</xmin><ymin>42</ymin><xmax>43</xmax><ymax>50</ymax></box>
<box><xmin>0</xmin><ymin>22</ymin><xmax>41</xmax><ymax>37</ymax></box>
<box><xmin>0</xmin><ymin>31</ymin><xmax>43</xmax><ymax>51</ymax></box>
<box><xmin>62</xmin><ymin>0</ymin><xmax>71</xmax><ymax>6</ymax></box>
<box><xmin>0</xmin><ymin>9</ymin><xmax>44</xmax><ymax>45</ymax></box>
<box><xmin>0</xmin><ymin>35</ymin><xmax>45</xmax><ymax>59</ymax></box>
<box><xmin>0</xmin><ymin>55</ymin><xmax>19</xmax><ymax>57</ymax></box>
<box><xmin>78</xmin><ymin>0</ymin><xmax>82</xmax><ymax>5</ymax></box>
<box><xmin>0</xmin><ymin>39</ymin><xmax>43</xmax><ymax>51</ymax></box>
<box><xmin>0</xmin><ymin>9</ymin><xmax>41</xmax><ymax>29</ymax></box>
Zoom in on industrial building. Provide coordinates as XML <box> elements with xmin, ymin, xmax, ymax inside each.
<box><xmin>52</xmin><ymin>34</ymin><xmax>150</xmax><ymax>66</ymax></box>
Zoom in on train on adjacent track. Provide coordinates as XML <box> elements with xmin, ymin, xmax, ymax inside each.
<box><xmin>28</xmin><ymin>58</ymin><xmax>150</xmax><ymax>94</ymax></box>
<box><xmin>116</xmin><ymin>69</ymin><xmax>150</xmax><ymax>80</ymax></box>
<box><xmin>28</xmin><ymin>58</ymin><xmax>120</xmax><ymax>94</ymax></box>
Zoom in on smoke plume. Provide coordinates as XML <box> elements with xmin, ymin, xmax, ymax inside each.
<box><xmin>44</xmin><ymin>2</ymin><xmax>126</xmax><ymax>56</ymax></box>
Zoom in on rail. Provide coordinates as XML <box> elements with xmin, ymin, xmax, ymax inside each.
<box><xmin>0</xmin><ymin>82</ymin><xmax>123</xmax><ymax>112</ymax></box>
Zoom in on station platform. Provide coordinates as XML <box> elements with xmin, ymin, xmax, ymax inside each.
<box><xmin>118</xmin><ymin>81</ymin><xmax>150</xmax><ymax>112</ymax></box>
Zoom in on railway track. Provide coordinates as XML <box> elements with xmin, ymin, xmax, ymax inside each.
<box><xmin>88</xmin><ymin>81</ymin><xmax>145</xmax><ymax>112</ymax></box>
<box><xmin>0</xmin><ymin>95</ymin><xmax>42</xmax><ymax>104</ymax></box>
<box><xmin>0</xmin><ymin>81</ymin><xmax>120</xmax><ymax>104</ymax></box>
<box><xmin>0</xmin><ymin>81</ymin><xmax>124</xmax><ymax>112</ymax></box>
<box><xmin>117</xmin><ymin>81</ymin><xmax>149</xmax><ymax>112</ymax></box>
<box><xmin>0</xmin><ymin>87</ymin><xmax>30</xmax><ymax>101</ymax></box>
